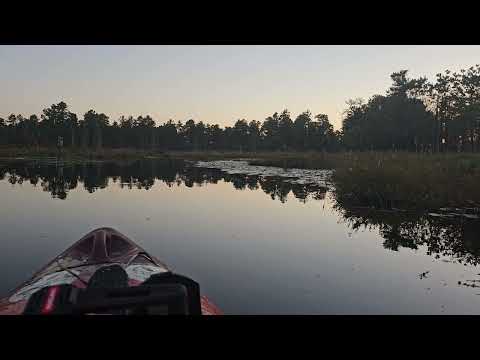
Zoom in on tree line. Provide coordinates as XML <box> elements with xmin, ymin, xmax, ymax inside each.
<box><xmin>1</xmin><ymin>64</ymin><xmax>479</xmax><ymax>153</ymax></box>
<box><xmin>0</xmin><ymin>103</ymin><xmax>340</xmax><ymax>152</ymax></box>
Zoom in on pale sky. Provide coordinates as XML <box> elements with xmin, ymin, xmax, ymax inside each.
<box><xmin>1</xmin><ymin>45</ymin><xmax>479</xmax><ymax>130</ymax></box>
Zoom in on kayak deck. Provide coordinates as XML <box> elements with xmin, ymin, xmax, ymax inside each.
<box><xmin>0</xmin><ymin>228</ymin><xmax>222</xmax><ymax>315</ymax></box>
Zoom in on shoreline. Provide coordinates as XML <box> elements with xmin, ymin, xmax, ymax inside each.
<box><xmin>2</xmin><ymin>148</ymin><xmax>480</xmax><ymax>212</ymax></box>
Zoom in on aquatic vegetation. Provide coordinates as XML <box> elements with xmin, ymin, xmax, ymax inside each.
<box><xmin>194</xmin><ymin>160</ymin><xmax>333</xmax><ymax>188</ymax></box>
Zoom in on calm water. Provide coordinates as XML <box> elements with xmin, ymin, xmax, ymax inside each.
<box><xmin>1</xmin><ymin>158</ymin><xmax>480</xmax><ymax>314</ymax></box>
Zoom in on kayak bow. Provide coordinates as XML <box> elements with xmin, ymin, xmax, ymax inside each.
<box><xmin>0</xmin><ymin>227</ymin><xmax>222</xmax><ymax>315</ymax></box>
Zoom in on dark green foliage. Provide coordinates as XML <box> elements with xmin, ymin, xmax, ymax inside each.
<box><xmin>341</xmin><ymin>65</ymin><xmax>480</xmax><ymax>153</ymax></box>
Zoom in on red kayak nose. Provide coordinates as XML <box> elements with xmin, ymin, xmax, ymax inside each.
<box><xmin>0</xmin><ymin>227</ymin><xmax>222</xmax><ymax>315</ymax></box>
<box><xmin>75</xmin><ymin>227</ymin><xmax>135</xmax><ymax>263</ymax></box>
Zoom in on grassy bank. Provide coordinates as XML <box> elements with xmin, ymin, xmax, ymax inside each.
<box><xmin>0</xmin><ymin>147</ymin><xmax>345</xmax><ymax>163</ymax></box>
<box><xmin>0</xmin><ymin>147</ymin><xmax>163</xmax><ymax>161</ymax></box>
<box><xmin>248</xmin><ymin>152</ymin><xmax>480</xmax><ymax>211</ymax></box>
<box><xmin>330</xmin><ymin>152</ymin><xmax>480</xmax><ymax>211</ymax></box>
<box><xmin>0</xmin><ymin>147</ymin><xmax>289</xmax><ymax>161</ymax></box>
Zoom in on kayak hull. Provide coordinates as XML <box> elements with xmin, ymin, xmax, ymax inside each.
<box><xmin>0</xmin><ymin>228</ymin><xmax>221</xmax><ymax>315</ymax></box>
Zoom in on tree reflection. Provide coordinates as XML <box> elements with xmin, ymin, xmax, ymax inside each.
<box><xmin>0</xmin><ymin>159</ymin><xmax>328</xmax><ymax>204</ymax></box>
<box><xmin>336</xmin><ymin>205</ymin><xmax>480</xmax><ymax>266</ymax></box>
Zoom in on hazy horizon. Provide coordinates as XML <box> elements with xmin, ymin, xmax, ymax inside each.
<box><xmin>1</xmin><ymin>45</ymin><xmax>479</xmax><ymax>130</ymax></box>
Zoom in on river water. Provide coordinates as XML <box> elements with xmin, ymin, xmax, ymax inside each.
<box><xmin>0</xmin><ymin>158</ymin><xmax>479</xmax><ymax>314</ymax></box>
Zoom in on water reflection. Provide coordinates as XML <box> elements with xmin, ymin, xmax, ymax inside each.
<box><xmin>1</xmin><ymin>158</ymin><xmax>480</xmax><ymax>268</ymax></box>
<box><xmin>337</xmin><ymin>206</ymin><xmax>480</xmax><ymax>266</ymax></box>
<box><xmin>0</xmin><ymin>159</ymin><xmax>328</xmax><ymax>203</ymax></box>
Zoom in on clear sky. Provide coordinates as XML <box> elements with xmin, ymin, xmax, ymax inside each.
<box><xmin>1</xmin><ymin>45</ymin><xmax>479</xmax><ymax>130</ymax></box>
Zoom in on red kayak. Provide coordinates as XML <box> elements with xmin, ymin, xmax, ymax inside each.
<box><xmin>0</xmin><ymin>228</ymin><xmax>222</xmax><ymax>315</ymax></box>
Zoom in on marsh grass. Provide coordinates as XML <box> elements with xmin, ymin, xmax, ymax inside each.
<box><xmin>0</xmin><ymin>147</ymin><xmax>164</xmax><ymax>161</ymax></box>
<box><xmin>331</xmin><ymin>152</ymin><xmax>480</xmax><ymax>211</ymax></box>
<box><xmin>246</xmin><ymin>151</ymin><xmax>480</xmax><ymax>211</ymax></box>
